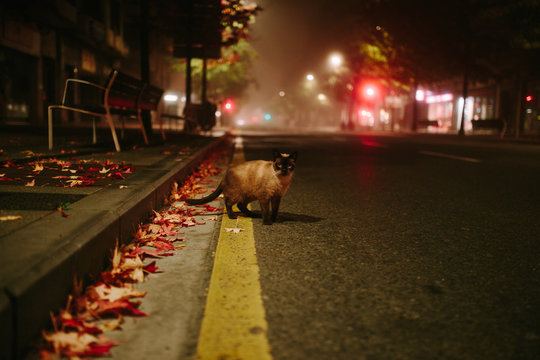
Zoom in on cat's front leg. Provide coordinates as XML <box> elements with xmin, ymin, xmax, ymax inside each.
<box><xmin>271</xmin><ymin>196</ymin><xmax>281</xmax><ymax>222</ymax></box>
<box><xmin>259</xmin><ymin>199</ymin><xmax>272</xmax><ymax>225</ymax></box>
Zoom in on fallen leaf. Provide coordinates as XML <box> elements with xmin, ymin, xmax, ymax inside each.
<box><xmin>42</xmin><ymin>331</ymin><xmax>117</xmax><ymax>357</ymax></box>
<box><xmin>108</xmin><ymin>171</ymin><xmax>125</xmax><ymax>180</ymax></box>
<box><xmin>57</xmin><ymin>207</ymin><xmax>69</xmax><ymax>217</ymax></box>
<box><xmin>91</xmin><ymin>299</ymin><xmax>147</xmax><ymax>317</ymax></box>
<box><xmin>129</xmin><ymin>247</ymin><xmax>174</xmax><ymax>258</ymax></box>
<box><xmin>147</xmin><ymin>223</ymin><xmax>162</xmax><ymax>234</ymax></box>
<box><xmin>91</xmin><ymin>283</ymin><xmax>147</xmax><ymax>303</ymax></box>
<box><xmin>143</xmin><ymin>261</ymin><xmax>159</xmax><ymax>274</ymax></box>
<box><xmin>33</xmin><ymin>163</ymin><xmax>44</xmax><ymax>172</ymax></box>
<box><xmin>60</xmin><ymin>317</ymin><xmax>101</xmax><ymax>334</ymax></box>
<box><xmin>25</xmin><ymin>179</ymin><xmax>35</xmax><ymax>187</ymax></box>
<box><xmin>98</xmin><ymin>318</ymin><xmax>123</xmax><ymax>332</ymax></box>
<box><xmin>147</xmin><ymin>238</ymin><xmax>175</xmax><ymax>251</ymax></box>
<box><xmin>0</xmin><ymin>215</ymin><xmax>22</xmax><ymax>221</ymax></box>
<box><xmin>225</xmin><ymin>227</ymin><xmax>244</xmax><ymax>234</ymax></box>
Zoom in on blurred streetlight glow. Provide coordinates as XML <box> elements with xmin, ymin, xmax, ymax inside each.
<box><xmin>329</xmin><ymin>53</ymin><xmax>343</xmax><ymax>68</ymax></box>
<box><xmin>279</xmin><ymin>91</ymin><xmax>286</xmax><ymax>97</ymax></box>
<box><xmin>164</xmin><ymin>93</ymin><xmax>178</xmax><ymax>103</ymax></box>
<box><xmin>306</xmin><ymin>74</ymin><xmax>315</xmax><ymax>81</ymax></box>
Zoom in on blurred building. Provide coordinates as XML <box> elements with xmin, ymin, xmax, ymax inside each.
<box><xmin>0</xmin><ymin>0</ymin><xmax>172</xmax><ymax>127</ymax></box>
<box><xmin>398</xmin><ymin>77</ymin><xmax>540</xmax><ymax>137</ymax></box>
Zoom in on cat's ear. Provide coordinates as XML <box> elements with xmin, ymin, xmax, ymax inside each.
<box><xmin>290</xmin><ymin>152</ymin><xmax>297</xmax><ymax>161</ymax></box>
<box><xmin>273</xmin><ymin>149</ymin><xmax>281</xmax><ymax>160</ymax></box>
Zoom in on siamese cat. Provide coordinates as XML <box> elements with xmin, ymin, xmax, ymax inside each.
<box><xmin>186</xmin><ymin>150</ymin><xmax>297</xmax><ymax>225</ymax></box>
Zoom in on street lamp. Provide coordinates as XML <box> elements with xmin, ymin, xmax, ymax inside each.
<box><xmin>306</xmin><ymin>73</ymin><xmax>315</xmax><ymax>81</ymax></box>
<box><xmin>329</xmin><ymin>53</ymin><xmax>343</xmax><ymax>69</ymax></box>
<box><xmin>163</xmin><ymin>93</ymin><xmax>178</xmax><ymax>103</ymax></box>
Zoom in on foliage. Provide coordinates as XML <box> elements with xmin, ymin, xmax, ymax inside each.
<box><xmin>170</xmin><ymin>39</ymin><xmax>258</xmax><ymax>100</ymax></box>
<box><xmin>345</xmin><ymin>0</ymin><xmax>540</xmax><ymax>89</ymax></box>
<box><xmin>41</xmin><ymin>153</ymin><xmax>225</xmax><ymax>358</ymax></box>
<box><xmin>221</xmin><ymin>0</ymin><xmax>262</xmax><ymax>47</ymax></box>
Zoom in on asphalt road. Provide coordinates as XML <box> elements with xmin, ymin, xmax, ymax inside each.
<box><xmin>241</xmin><ymin>132</ymin><xmax>540</xmax><ymax>360</ymax></box>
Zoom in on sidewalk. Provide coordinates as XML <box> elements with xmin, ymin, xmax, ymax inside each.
<box><xmin>0</xmin><ymin>125</ymin><xmax>232</xmax><ymax>359</ymax></box>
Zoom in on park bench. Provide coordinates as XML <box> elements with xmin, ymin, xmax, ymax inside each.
<box><xmin>48</xmin><ymin>69</ymin><xmax>164</xmax><ymax>152</ymax></box>
<box><xmin>417</xmin><ymin>119</ymin><xmax>440</xmax><ymax>128</ymax></box>
<box><xmin>471</xmin><ymin>118</ymin><xmax>507</xmax><ymax>138</ymax></box>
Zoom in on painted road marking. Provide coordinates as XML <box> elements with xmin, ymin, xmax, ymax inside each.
<box><xmin>419</xmin><ymin>150</ymin><xmax>481</xmax><ymax>163</ymax></box>
<box><xmin>196</xmin><ymin>138</ymin><xmax>272</xmax><ymax>360</ymax></box>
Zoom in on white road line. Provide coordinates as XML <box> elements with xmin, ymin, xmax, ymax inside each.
<box><xmin>419</xmin><ymin>150</ymin><xmax>481</xmax><ymax>163</ymax></box>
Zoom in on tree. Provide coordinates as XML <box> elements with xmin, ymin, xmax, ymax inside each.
<box><xmin>344</xmin><ymin>0</ymin><xmax>540</xmax><ymax>134</ymax></box>
<box><xmin>170</xmin><ymin>39</ymin><xmax>258</xmax><ymax>101</ymax></box>
<box><xmin>221</xmin><ymin>0</ymin><xmax>262</xmax><ymax>47</ymax></box>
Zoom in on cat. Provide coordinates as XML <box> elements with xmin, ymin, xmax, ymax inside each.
<box><xmin>186</xmin><ymin>150</ymin><xmax>297</xmax><ymax>225</ymax></box>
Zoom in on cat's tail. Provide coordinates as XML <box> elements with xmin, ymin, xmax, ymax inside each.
<box><xmin>185</xmin><ymin>183</ymin><xmax>223</xmax><ymax>205</ymax></box>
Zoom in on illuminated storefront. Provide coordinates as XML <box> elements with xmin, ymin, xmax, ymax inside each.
<box><xmin>416</xmin><ymin>85</ymin><xmax>496</xmax><ymax>133</ymax></box>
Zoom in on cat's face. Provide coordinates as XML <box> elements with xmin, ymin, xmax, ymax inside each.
<box><xmin>273</xmin><ymin>150</ymin><xmax>297</xmax><ymax>176</ymax></box>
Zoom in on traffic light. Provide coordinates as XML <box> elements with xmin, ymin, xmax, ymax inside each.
<box><xmin>365</xmin><ymin>86</ymin><xmax>376</xmax><ymax>98</ymax></box>
<box><xmin>525</xmin><ymin>95</ymin><xmax>533</xmax><ymax>102</ymax></box>
<box><xmin>358</xmin><ymin>83</ymin><xmax>379</xmax><ymax>102</ymax></box>
<box><xmin>223</xmin><ymin>98</ymin><xmax>234</xmax><ymax>112</ymax></box>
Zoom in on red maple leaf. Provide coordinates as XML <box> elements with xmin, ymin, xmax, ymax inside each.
<box><xmin>143</xmin><ymin>261</ymin><xmax>159</xmax><ymax>273</ymax></box>
<box><xmin>92</xmin><ymin>299</ymin><xmax>147</xmax><ymax>317</ymax></box>
<box><xmin>61</xmin><ymin>318</ymin><xmax>101</xmax><ymax>334</ymax></box>
<box><xmin>108</xmin><ymin>172</ymin><xmax>125</xmax><ymax>180</ymax></box>
<box><xmin>148</xmin><ymin>238</ymin><xmax>175</xmax><ymax>251</ymax></box>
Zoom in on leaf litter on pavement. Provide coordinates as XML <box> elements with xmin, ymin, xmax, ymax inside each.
<box><xmin>39</xmin><ymin>150</ymin><xmax>226</xmax><ymax>359</ymax></box>
<box><xmin>0</xmin><ymin>157</ymin><xmax>136</xmax><ymax>188</ymax></box>
<box><xmin>1</xmin><ymin>156</ymin><xmax>136</xmax><ymax>223</ymax></box>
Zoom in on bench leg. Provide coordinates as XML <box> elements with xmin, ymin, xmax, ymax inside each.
<box><xmin>92</xmin><ymin>119</ymin><xmax>97</xmax><ymax>144</ymax></box>
<box><xmin>105</xmin><ymin>112</ymin><xmax>121</xmax><ymax>152</ymax></box>
<box><xmin>137</xmin><ymin>110</ymin><xmax>149</xmax><ymax>145</ymax></box>
<box><xmin>48</xmin><ymin>106</ymin><xmax>54</xmax><ymax>150</ymax></box>
<box><xmin>157</xmin><ymin>114</ymin><xmax>166</xmax><ymax>140</ymax></box>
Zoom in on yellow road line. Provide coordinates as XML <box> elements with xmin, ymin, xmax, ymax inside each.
<box><xmin>196</xmin><ymin>138</ymin><xmax>272</xmax><ymax>360</ymax></box>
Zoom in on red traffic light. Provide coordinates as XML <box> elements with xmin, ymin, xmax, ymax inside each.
<box><xmin>365</xmin><ymin>86</ymin><xmax>376</xmax><ymax>98</ymax></box>
<box><xmin>525</xmin><ymin>95</ymin><xmax>533</xmax><ymax>102</ymax></box>
<box><xmin>224</xmin><ymin>99</ymin><xmax>234</xmax><ymax>112</ymax></box>
<box><xmin>357</xmin><ymin>83</ymin><xmax>379</xmax><ymax>101</ymax></box>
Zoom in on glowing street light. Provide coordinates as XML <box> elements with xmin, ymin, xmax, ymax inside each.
<box><xmin>163</xmin><ymin>93</ymin><xmax>178</xmax><ymax>103</ymax></box>
<box><xmin>329</xmin><ymin>53</ymin><xmax>343</xmax><ymax>68</ymax></box>
<box><xmin>306</xmin><ymin>73</ymin><xmax>315</xmax><ymax>81</ymax></box>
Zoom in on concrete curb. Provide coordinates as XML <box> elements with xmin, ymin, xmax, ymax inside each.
<box><xmin>0</xmin><ymin>132</ymin><xmax>232</xmax><ymax>359</ymax></box>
